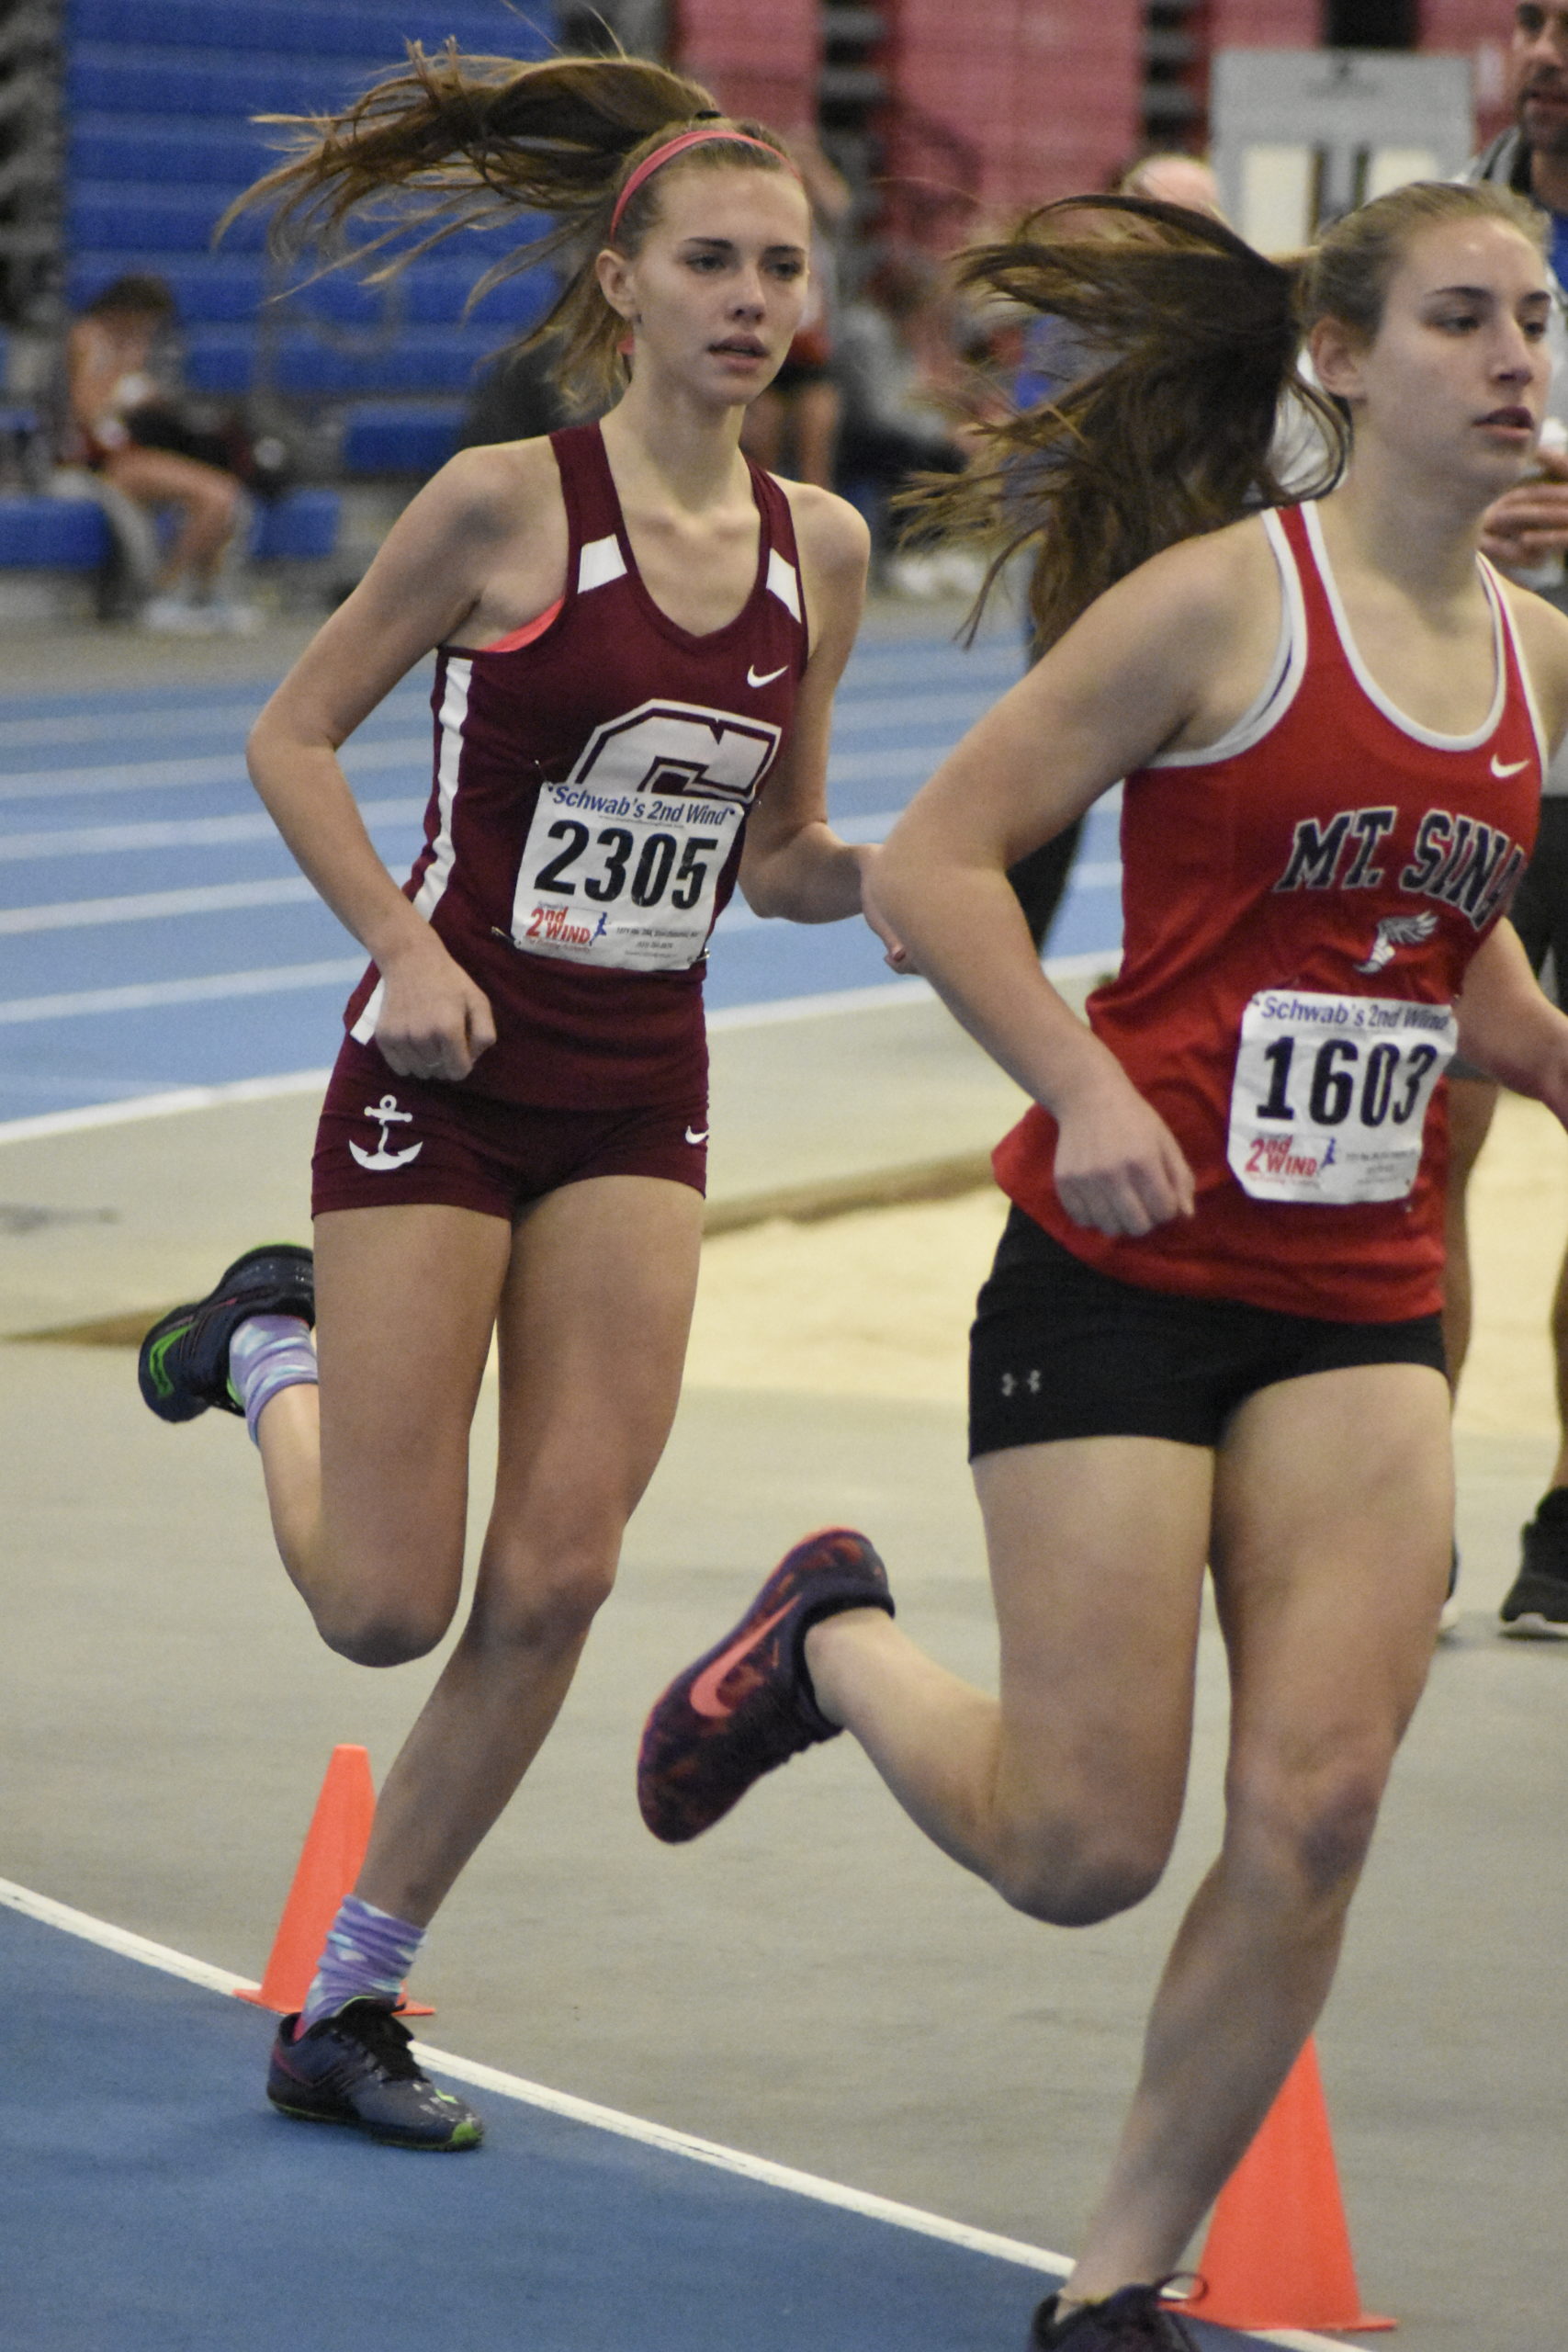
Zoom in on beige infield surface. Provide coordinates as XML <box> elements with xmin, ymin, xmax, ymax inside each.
<box><xmin>685</xmin><ymin>1088</ymin><xmax>1568</xmax><ymax>1430</ymax></box>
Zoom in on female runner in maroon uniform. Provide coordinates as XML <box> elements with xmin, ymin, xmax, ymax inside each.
<box><xmin>638</xmin><ymin>182</ymin><xmax>1568</xmax><ymax>2346</ymax></box>
<box><xmin>136</xmin><ymin>52</ymin><xmax>884</xmax><ymax>2146</ymax></box>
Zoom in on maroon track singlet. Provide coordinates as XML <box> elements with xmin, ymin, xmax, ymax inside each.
<box><xmin>342</xmin><ymin>422</ymin><xmax>808</xmax><ymax>1108</ymax></box>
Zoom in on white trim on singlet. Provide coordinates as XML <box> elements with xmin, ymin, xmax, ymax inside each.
<box><xmin>579</xmin><ymin>534</ymin><xmax>628</xmax><ymax>594</ymax></box>
<box><xmin>1303</xmin><ymin>499</ymin><xmax>1506</xmax><ymax>751</ymax></box>
<box><xmin>1478</xmin><ymin>548</ymin><xmax>1551</xmax><ymax>775</ymax></box>
<box><xmin>1148</xmin><ymin>508</ymin><xmax>1307</xmax><ymax>768</ymax></box>
<box><xmin>349</xmin><ymin>653</ymin><xmax>472</xmax><ymax>1046</ymax></box>
<box><xmin>766</xmin><ymin>547</ymin><xmax>802</xmax><ymax>621</ymax></box>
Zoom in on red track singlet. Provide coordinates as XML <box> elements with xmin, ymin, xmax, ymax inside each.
<box><xmin>343</xmin><ymin>421</ymin><xmax>808</xmax><ymax>1108</ymax></box>
<box><xmin>994</xmin><ymin>500</ymin><xmax>1545</xmax><ymax>1321</ymax></box>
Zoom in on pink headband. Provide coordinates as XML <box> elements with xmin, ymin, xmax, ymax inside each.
<box><xmin>609</xmin><ymin>128</ymin><xmax>799</xmax><ymax>240</ymax></box>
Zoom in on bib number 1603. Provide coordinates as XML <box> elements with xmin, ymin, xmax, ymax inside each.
<box><xmin>1254</xmin><ymin>1033</ymin><xmax>1439</xmax><ymax>1131</ymax></box>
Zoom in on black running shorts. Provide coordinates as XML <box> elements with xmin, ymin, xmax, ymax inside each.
<box><xmin>968</xmin><ymin>1206</ymin><xmax>1447</xmax><ymax>1459</ymax></box>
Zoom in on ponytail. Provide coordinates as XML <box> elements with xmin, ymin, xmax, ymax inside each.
<box><xmin>908</xmin><ymin>194</ymin><xmax>1344</xmax><ymax>655</ymax></box>
<box><xmin>917</xmin><ymin>179</ymin><xmax>1548</xmax><ymax>655</ymax></box>
<box><xmin>220</xmin><ymin>48</ymin><xmax>798</xmax><ymax>407</ymax></box>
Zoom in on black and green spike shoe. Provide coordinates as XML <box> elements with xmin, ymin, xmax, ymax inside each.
<box><xmin>138</xmin><ymin>1243</ymin><xmax>315</xmax><ymax>1424</ymax></box>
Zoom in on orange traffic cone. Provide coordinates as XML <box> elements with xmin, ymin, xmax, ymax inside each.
<box><xmin>235</xmin><ymin>1744</ymin><xmax>432</xmax><ymax>2018</ymax></box>
<box><xmin>1181</xmin><ymin>2040</ymin><xmax>1394</xmax><ymax>2334</ymax></box>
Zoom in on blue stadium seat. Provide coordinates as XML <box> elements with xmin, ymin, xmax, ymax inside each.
<box><xmin>65</xmin><ymin>2</ymin><xmax>557</xmax><ymax>433</ymax></box>
<box><xmin>71</xmin><ymin>114</ymin><xmax>276</xmax><ymax>187</ymax></box>
<box><xmin>340</xmin><ymin>401</ymin><xmax>465</xmax><ymax>475</ymax></box>
<box><xmin>249</xmin><ymin>489</ymin><xmax>341</xmax><ymax>561</ymax></box>
<box><xmin>0</xmin><ymin>497</ymin><xmax>114</xmax><ymax>570</ymax></box>
<box><xmin>72</xmin><ymin>2</ymin><xmax>531</xmax><ymax>61</ymax></box>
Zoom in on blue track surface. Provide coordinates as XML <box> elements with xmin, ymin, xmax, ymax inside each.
<box><xmin>1</xmin><ymin>1900</ymin><xmax>1274</xmax><ymax>2352</ymax></box>
<box><xmin>0</xmin><ymin>634</ymin><xmax>1124</xmax><ymax>1127</ymax></box>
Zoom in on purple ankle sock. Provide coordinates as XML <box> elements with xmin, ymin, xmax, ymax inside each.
<box><xmin>299</xmin><ymin>1894</ymin><xmax>425</xmax><ymax>2035</ymax></box>
<box><xmin>228</xmin><ymin>1312</ymin><xmax>316</xmax><ymax>1445</ymax></box>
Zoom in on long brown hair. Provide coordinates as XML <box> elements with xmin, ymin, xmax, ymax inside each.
<box><xmin>915</xmin><ymin>179</ymin><xmax>1546</xmax><ymax>655</ymax></box>
<box><xmin>220</xmin><ymin>48</ymin><xmax>799</xmax><ymax>408</ymax></box>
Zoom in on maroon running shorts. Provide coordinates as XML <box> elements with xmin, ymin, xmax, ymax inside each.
<box><xmin>311</xmin><ymin>1035</ymin><xmax>708</xmax><ymax>1220</ymax></box>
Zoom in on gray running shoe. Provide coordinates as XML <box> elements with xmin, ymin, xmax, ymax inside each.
<box><xmin>266</xmin><ymin>2000</ymin><xmax>482</xmax><ymax>2149</ymax></box>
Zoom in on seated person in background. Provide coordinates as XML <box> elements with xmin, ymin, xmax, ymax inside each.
<box><xmin>62</xmin><ymin>274</ymin><xmax>258</xmax><ymax>635</ymax></box>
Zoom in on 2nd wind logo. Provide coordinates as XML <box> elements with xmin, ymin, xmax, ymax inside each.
<box><xmin>1243</xmin><ymin>1130</ymin><xmax>1338</xmax><ymax>1182</ymax></box>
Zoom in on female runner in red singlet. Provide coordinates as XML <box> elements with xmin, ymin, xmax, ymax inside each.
<box><xmin>135</xmin><ymin>51</ymin><xmax>887</xmax><ymax>2147</ymax></box>
<box><xmin>637</xmin><ymin>182</ymin><xmax>1568</xmax><ymax>2346</ymax></box>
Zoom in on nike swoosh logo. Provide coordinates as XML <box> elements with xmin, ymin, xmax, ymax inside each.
<box><xmin>684</xmin><ymin>1126</ymin><xmax>709</xmax><ymax>1145</ymax></box>
<box><xmin>688</xmin><ymin>1603</ymin><xmax>793</xmax><ymax>1718</ymax></box>
<box><xmin>1491</xmin><ymin>754</ymin><xmax>1529</xmax><ymax>776</ymax></box>
<box><xmin>747</xmin><ymin>663</ymin><xmax>787</xmax><ymax>689</ymax></box>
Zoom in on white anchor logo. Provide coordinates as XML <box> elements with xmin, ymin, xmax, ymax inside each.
<box><xmin>348</xmin><ymin>1093</ymin><xmax>424</xmax><ymax>1171</ymax></box>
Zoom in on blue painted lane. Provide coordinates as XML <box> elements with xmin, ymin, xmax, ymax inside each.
<box><xmin>0</xmin><ymin>634</ymin><xmax>1124</xmax><ymax>1125</ymax></box>
<box><xmin>0</xmin><ymin>1901</ymin><xmax>1263</xmax><ymax>2352</ymax></box>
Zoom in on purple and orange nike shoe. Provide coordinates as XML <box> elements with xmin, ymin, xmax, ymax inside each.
<box><xmin>637</xmin><ymin>1527</ymin><xmax>893</xmax><ymax>1843</ymax></box>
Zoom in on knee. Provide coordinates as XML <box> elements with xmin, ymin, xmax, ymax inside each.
<box><xmin>473</xmin><ymin>1535</ymin><xmax>618</xmax><ymax>1655</ymax></box>
<box><xmin>313</xmin><ymin>1598</ymin><xmax>452</xmax><ymax>1668</ymax></box>
<box><xmin>992</xmin><ymin>1822</ymin><xmax>1170</xmax><ymax>1928</ymax></box>
<box><xmin>1229</xmin><ymin>1761</ymin><xmax>1386</xmax><ymax>1910</ymax></box>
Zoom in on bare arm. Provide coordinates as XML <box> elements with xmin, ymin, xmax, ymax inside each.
<box><xmin>245</xmin><ymin>441</ymin><xmax>559</xmax><ymax>1082</ymax></box>
<box><xmin>737</xmin><ymin>485</ymin><xmax>876</xmax><ymax>925</ymax></box>
<box><xmin>869</xmin><ymin>523</ymin><xmax>1279</xmax><ymax>1236</ymax></box>
<box><xmin>1456</xmin><ymin>919</ymin><xmax>1568</xmax><ymax>1116</ymax></box>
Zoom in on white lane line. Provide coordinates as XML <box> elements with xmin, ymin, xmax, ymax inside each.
<box><xmin>0</xmin><ymin>952</ymin><xmax>1121</xmax><ymax>1138</ymax></box>
<box><xmin>0</xmin><ymin>734</ymin><xmax>948</xmax><ymax>812</ymax></box>
<box><xmin>0</xmin><ymin>1068</ymin><xmax>333</xmax><ymax>1142</ymax></box>
<box><xmin>0</xmin><ymin>687</ymin><xmax>433</xmax><ymax>754</ymax></box>
<box><xmin>0</xmin><ymin>1874</ymin><xmax>1332</xmax><ymax>2350</ymax></box>
<box><xmin>0</xmin><ymin>876</ymin><xmax>319</xmax><ymax>934</ymax></box>
<box><xmin>0</xmin><ymin>957</ymin><xmax>363</xmax><ymax>1025</ymax></box>
<box><xmin>0</xmin><ymin>734</ymin><xmax>431</xmax><ymax>804</ymax></box>
<box><xmin>0</xmin><ymin>796</ymin><xmax>423</xmax><ymax>862</ymax></box>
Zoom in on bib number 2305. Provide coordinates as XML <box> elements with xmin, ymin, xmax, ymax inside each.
<box><xmin>1227</xmin><ymin>989</ymin><xmax>1457</xmax><ymax>1204</ymax></box>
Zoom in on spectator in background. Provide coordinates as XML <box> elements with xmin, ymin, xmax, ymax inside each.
<box><xmin>62</xmin><ymin>275</ymin><xmax>259</xmax><ymax>634</ymax></box>
<box><xmin>457</xmin><ymin>334</ymin><xmax>579</xmax><ymax>447</ymax></box>
<box><xmin>832</xmin><ymin>253</ymin><xmax>967</xmax><ymax>589</ymax></box>
<box><xmin>1116</xmin><ymin>151</ymin><xmax>1224</xmax><ymax>214</ymax></box>
<box><xmin>1445</xmin><ymin>0</ymin><xmax>1568</xmax><ymax>1634</ymax></box>
<box><xmin>741</xmin><ymin>130</ymin><xmax>852</xmax><ymax>489</ymax></box>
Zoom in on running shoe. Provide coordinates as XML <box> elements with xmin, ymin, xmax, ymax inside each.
<box><xmin>637</xmin><ymin>1527</ymin><xmax>893</xmax><ymax>1844</ymax></box>
<box><xmin>1499</xmin><ymin>1488</ymin><xmax>1568</xmax><ymax>1637</ymax></box>
<box><xmin>1029</xmin><ymin>2283</ymin><xmax>1201</xmax><ymax>2348</ymax></box>
<box><xmin>138</xmin><ymin>1243</ymin><xmax>314</xmax><ymax>1423</ymax></box>
<box><xmin>265</xmin><ymin>2000</ymin><xmax>483</xmax><ymax>2150</ymax></box>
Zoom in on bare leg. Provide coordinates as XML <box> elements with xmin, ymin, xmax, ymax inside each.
<box><xmin>807</xmin><ymin>1436</ymin><xmax>1212</xmax><ymax>1917</ymax></box>
<box><xmin>102</xmin><ymin>446</ymin><xmax>241</xmax><ymax>593</ymax></box>
<box><xmin>1064</xmin><ymin>1363</ymin><xmax>1450</xmax><ymax>2299</ymax></box>
<box><xmin>1547</xmin><ymin>1242</ymin><xmax>1568</xmax><ymax>1489</ymax></box>
<box><xmin>354</xmin><ymin>1175</ymin><xmax>702</xmax><ymax>1922</ymax></box>
<box><xmin>1439</xmin><ymin>1073</ymin><xmax>1498</xmax><ymax>1390</ymax></box>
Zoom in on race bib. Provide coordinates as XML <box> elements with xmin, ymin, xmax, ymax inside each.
<box><xmin>510</xmin><ymin>782</ymin><xmax>743</xmax><ymax>972</ymax></box>
<box><xmin>509</xmin><ymin>699</ymin><xmax>778</xmax><ymax>973</ymax></box>
<box><xmin>1227</xmin><ymin>989</ymin><xmax>1457</xmax><ymax>1204</ymax></box>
